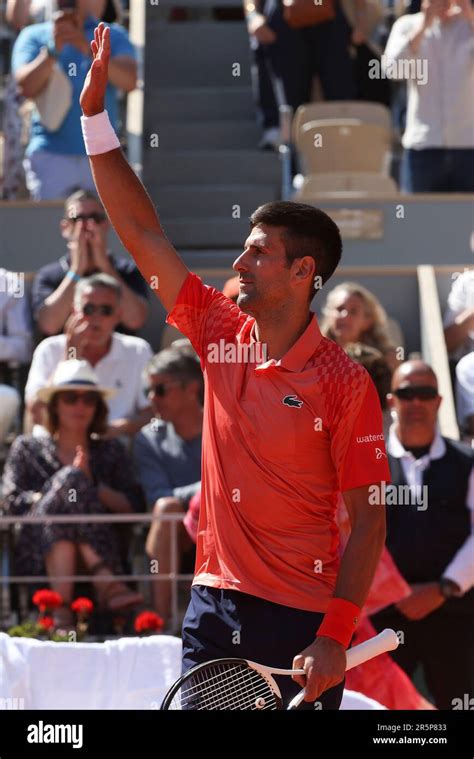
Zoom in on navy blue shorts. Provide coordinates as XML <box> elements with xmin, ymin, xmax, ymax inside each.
<box><xmin>181</xmin><ymin>585</ymin><xmax>345</xmax><ymax>710</ymax></box>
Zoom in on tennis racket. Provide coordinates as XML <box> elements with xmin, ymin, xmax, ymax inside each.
<box><xmin>161</xmin><ymin>627</ymin><xmax>399</xmax><ymax>710</ymax></box>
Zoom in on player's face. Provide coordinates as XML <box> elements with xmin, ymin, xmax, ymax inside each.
<box><xmin>327</xmin><ymin>291</ymin><xmax>372</xmax><ymax>345</ymax></box>
<box><xmin>232</xmin><ymin>224</ymin><xmax>294</xmax><ymax>315</ymax></box>
<box><xmin>388</xmin><ymin>371</ymin><xmax>441</xmax><ymax>432</ymax></box>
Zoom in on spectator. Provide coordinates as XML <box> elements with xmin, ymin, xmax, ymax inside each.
<box><xmin>371</xmin><ymin>360</ymin><xmax>474</xmax><ymax>710</ymax></box>
<box><xmin>222</xmin><ymin>274</ymin><xmax>240</xmax><ymax>303</ymax></box>
<box><xmin>443</xmin><ymin>268</ymin><xmax>474</xmax><ymax>361</ymax></box>
<box><xmin>456</xmin><ymin>351</ymin><xmax>474</xmax><ymax>439</ymax></box>
<box><xmin>133</xmin><ymin>346</ymin><xmax>203</xmax><ymax>627</ymax></box>
<box><xmin>343</xmin><ymin>342</ymin><xmax>393</xmax><ymax>438</ymax></box>
<box><xmin>6</xmin><ymin>0</ymin><xmax>123</xmax><ymax>30</ymax></box>
<box><xmin>32</xmin><ymin>189</ymin><xmax>149</xmax><ymax>337</ymax></box>
<box><xmin>25</xmin><ymin>272</ymin><xmax>153</xmax><ymax>438</ymax></box>
<box><xmin>1</xmin><ymin>359</ymin><xmax>144</xmax><ymax>627</ymax></box>
<box><xmin>251</xmin><ymin>0</ymin><xmax>372</xmax><ymax>119</ymax></box>
<box><xmin>3</xmin><ymin>1</ymin><xmax>123</xmax><ymax>198</ymax></box>
<box><xmin>183</xmin><ymin>489</ymin><xmax>200</xmax><ymax>545</ymax></box>
<box><xmin>384</xmin><ymin>0</ymin><xmax>474</xmax><ymax>192</ymax></box>
<box><xmin>0</xmin><ymin>268</ymin><xmax>32</xmax><ymax>446</ymax></box>
<box><xmin>320</xmin><ymin>282</ymin><xmax>403</xmax><ymax>371</ymax></box>
<box><xmin>243</xmin><ymin>0</ymin><xmax>280</xmax><ymax>150</ymax></box>
<box><xmin>11</xmin><ymin>0</ymin><xmax>136</xmax><ymax>200</ymax></box>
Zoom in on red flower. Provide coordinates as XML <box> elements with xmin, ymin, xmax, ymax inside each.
<box><xmin>71</xmin><ymin>597</ymin><xmax>94</xmax><ymax>615</ymax></box>
<box><xmin>134</xmin><ymin>611</ymin><xmax>164</xmax><ymax>634</ymax></box>
<box><xmin>38</xmin><ymin>616</ymin><xmax>55</xmax><ymax>630</ymax></box>
<box><xmin>32</xmin><ymin>589</ymin><xmax>63</xmax><ymax>612</ymax></box>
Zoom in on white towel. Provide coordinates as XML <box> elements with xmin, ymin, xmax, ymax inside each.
<box><xmin>0</xmin><ymin>632</ymin><xmax>182</xmax><ymax>710</ymax></box>
<box><xmin>341</xmin><ymin>689</ymin><xmax>386</xmax><ymax>710</ymax></box>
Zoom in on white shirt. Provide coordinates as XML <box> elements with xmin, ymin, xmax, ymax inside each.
<box><xmin>0</xmin><ymin>269</ymin><xmax>32</xmax><ymax>365</ymax></box>
<box><xmin>384</xmin><ymin>14</ymin><xmax>474</xmax><ymax>149</ymax></box>
<box><xmin>25</xmin><ymin>332</ymin><xmax>152</xmax><ymax>421</ymax></box>
<box><xmin>388</xmin><ymin>425</ymin><xmax>474</xmax><ymax>594</ymax></box>
<box><xmin>443</xmin><ymin>269</ymin><xmax>474</xmax><ymax>361</ymax></box>
<box><xmin>456</xmin><ymin>351</ymin><xmax>474</xmax><ymax>429</ymax></box>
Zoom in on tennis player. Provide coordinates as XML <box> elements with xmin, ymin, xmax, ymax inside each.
<box><xmin>80</xmin><ymin>24</ymin><xmax>390</xmax><ymax>709</ymax></box>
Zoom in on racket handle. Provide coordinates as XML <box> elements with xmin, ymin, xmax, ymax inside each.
<box><xmin>287</xmin><ymin>628</ymin><xmax>399</xmax><ymax>710</ymax></box>
<box><xmin>345</xmin><ymin>628</ymin><xmax>399</xmax><ymax>671</ymax></box>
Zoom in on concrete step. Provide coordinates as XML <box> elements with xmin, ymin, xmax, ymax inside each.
<box><xmin>144</xmin><ymin>22</ymin><xmax>252</xmax><ymax>86</ymax></box>
<box><xmin>152</xmin><ymin>184</ymin><xmax>278</xmax><ymax>218</ymax></box>
<box><xmin>142</xmin><ymin>149</ymin><xmax>280</xmax><ymax>186</ymax></box>
<box><xmin>145</xmin><ymin>86</ymin><xmax>255</xmax><ymax>122</ymax></box>
<box><xmin>143</xmin><ymin>120</ymin><xmax>261</xmax><ymax>149</ymax></box>
<box><xmin>178</xmin><ymin>250</ymin><xmax>243</xmax><ymax>269</ymax></box>
<box><xmin>159</xmin><ymin>217</ymin><xmax>260</xmax><ymax>248</ymax></box>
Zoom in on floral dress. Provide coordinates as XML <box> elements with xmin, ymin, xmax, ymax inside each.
<box><xmin>1</xmin><ymin>435</ymin><xmax>145</xmax><ymax>576</ymax></box>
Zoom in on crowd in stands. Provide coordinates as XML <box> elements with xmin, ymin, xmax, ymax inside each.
<box><xmin>244</xmin><ymin>0</ymin><xmax>474</xmax><ymax>193</ymax></box>
<box><xmin>1</xmin><ymin>0</ymin><xmax>473</xmax><ymax>197</ymax></box>
<box><xmin>2</xmin><ymin>0</ymin><xmax>133</xmax><ymax>199</ymax></box>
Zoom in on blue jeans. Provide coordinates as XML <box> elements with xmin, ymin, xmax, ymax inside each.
<box><xmin>181</xmin><ymin>584</ymin><xmax>345</xmax><ymax>710</ymax></box>
<box><xmin>23</xmin><ymin>150</ymin><xmax>96</xmax><ymax>201</ymax></box>
<box><xmin>250</xmin><ymin>39</ymin><xmax>279</xmax><ymax>130</ymax></box>
<box><xmin>401</xmin><ymin>148</ymin><xmax>474</xmax><ymax>193</ymax></box>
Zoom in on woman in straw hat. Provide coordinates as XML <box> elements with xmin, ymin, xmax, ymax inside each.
<box><xmin>2</xmin><ymin>359</ymin><xmax>143</xmax><ymax>627</ymax></box>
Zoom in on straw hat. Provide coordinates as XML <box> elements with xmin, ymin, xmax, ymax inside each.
<box><xmin>37</xmin><ymin>360</ymin><xmax>116</xmax><ymax>403</ymax></box>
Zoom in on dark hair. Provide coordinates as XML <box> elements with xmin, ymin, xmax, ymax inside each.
<box><xmin>45</xmin><ymin>392</ymin><xmax>109</xmax><ymax>436</ymax></box>
<box><xmin>145</xmin><ymin>348</ymin><xmax>204</xmax><ymax>405</ymax></box>
<box><xmin>343</xmin><ymin>343</ymin><xmax>392</xmax><ymax>410</ymax></box>
<box><xmin>249</xmin><ymin>201</ymin><xmax>342</xmax><ymax>301</ymax></box>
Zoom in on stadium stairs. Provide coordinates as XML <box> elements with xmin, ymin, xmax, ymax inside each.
<box><xmin>127</xmin><ymin>0</ymin><xmax>280</xmax><ymax>254</ymax></box>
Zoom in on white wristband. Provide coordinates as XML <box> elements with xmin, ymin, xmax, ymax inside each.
<box><xmin>81</xmin><ymin>110</ymin><xmax>121</xmax><ymax>156</ymax></box>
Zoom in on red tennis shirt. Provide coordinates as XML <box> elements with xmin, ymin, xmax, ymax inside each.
<box><xmin>166</xmin><ymin>273</ymin><xmax>391</xmax><ymax>612</ymax></box>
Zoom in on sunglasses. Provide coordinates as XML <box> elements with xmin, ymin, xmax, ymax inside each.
<box><xmin>146</xmin><ymin>382</ymin><xmax>180</xmax><ymax>398</ymax></box>
<box><xmin>393</xmin><ymin>386</ymin><xmax>438</xmax><ymax>402</ymax></box>
<box><xmin>82</xmin><ymin>304</ymin><xmax>115</xmax><ymax>317</ymax></box>
<box><xmin>58</xmin><ymin>390</ymin><xmax>100</xmax><ymax>406</ymax></box>
<box><xmin>67</xmin><ymin>213</ymin><xmax>106</xmax><ymax>224</ymax></box>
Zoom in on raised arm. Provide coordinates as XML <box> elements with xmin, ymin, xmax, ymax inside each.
<box><xmin>79</xmin><ymin>23</ymin><xmax>189</xmax><ymax>314</ymax></box>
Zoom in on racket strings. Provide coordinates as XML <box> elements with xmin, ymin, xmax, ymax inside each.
<box><xmin>192</xmin><ymin>667</ymin><xmax>275</xmax><ymax>711</ymax></box>
<box><xmin>178</xmin><ymin>665</ymin><xmax>272</xmax><ymax>710</ymax></box>
<box><xmin>170</xmin><ymin>662</ymin><xmax>279</xmax><ymax>710</ymax></box>
<box><xmin>195</xmin><ymin>667</ymin><xmax>276</xmax><ymax>710</ymax></box>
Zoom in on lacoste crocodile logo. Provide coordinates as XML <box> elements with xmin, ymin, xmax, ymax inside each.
<box><xmin>282</xmin><ymin>395</ymin><xmax>303</xmax><ymax>408</ymax></box>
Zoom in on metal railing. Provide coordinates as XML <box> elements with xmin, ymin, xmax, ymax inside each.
<box><xmin>0</xmin><ymin>512</ymin><xmax>193</xmax><ymax>631</ymax></box>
